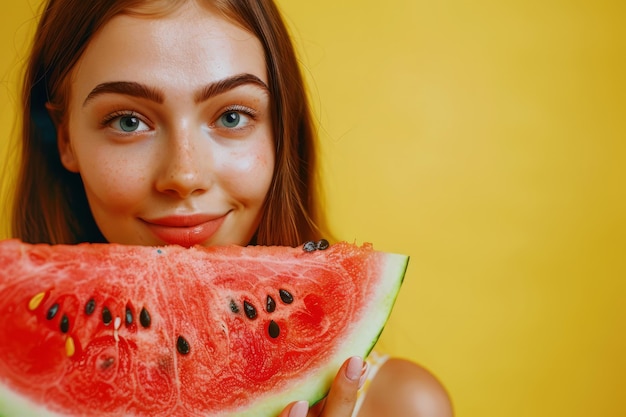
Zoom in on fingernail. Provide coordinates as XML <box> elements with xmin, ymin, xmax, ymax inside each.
<box><xmin>346</xmin><ymin>356</ymin><xmax>363</xmax><ymax>381</ymax></box>
<box><xmin>289</xmin><ymin>400</ymin><xmax>309</xmax><ymax>417</ymax></box>
<box><xmin>358</xmin><ymin>361</ymin><xmax>370</xmax><ymax>389</ymax></box>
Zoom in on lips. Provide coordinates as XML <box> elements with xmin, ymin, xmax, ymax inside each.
<box><xmin>142</xmin><ymin>214</ymin><xmax>227</xmax><ymax>247</ymax></box>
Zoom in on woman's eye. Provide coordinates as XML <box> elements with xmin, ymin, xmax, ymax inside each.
<box><xmin>109</xmin><ymin>115</ymin><xmax>150</xmax><ymax>133</ymax></box>
<box><xmin>216</xmin><ymin>110</ymin><xmax>251</xmax><ymax>129</ymax></box>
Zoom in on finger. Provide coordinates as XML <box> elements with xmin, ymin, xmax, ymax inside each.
<box><xmin>316</xmin><ymin>356</ymin><xmax>367</xmax><ymax>417</ymax></box>
<box><xmin>278</xmin><ymin>401</ymin><xmax>309</xmax><ymax>417</ymax></box>
<box><xmin>308</xmin><ymin>398</ymin><xmax>326</xmax><ymax>416</ymax></box>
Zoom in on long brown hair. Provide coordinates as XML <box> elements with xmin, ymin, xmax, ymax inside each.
<box><xmin>9</xmin><ymin>0</ymin><xmax>328</xmax><ymax>247</ymax></box>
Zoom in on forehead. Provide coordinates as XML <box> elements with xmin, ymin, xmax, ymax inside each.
<box><xmin>70</xmin><ymin>2</ymin><xmax>267</xmax><ymax>100</ymax></box>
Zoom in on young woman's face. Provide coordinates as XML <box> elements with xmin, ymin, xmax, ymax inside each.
<box><xmin>59</xmin><ymin>3</ymin><xmax>274</xmax><ymax>247</ymax></box>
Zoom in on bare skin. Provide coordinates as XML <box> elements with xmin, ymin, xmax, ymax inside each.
<box><xmin>356</xmin><ymin>359</ymin><xmax>454</xmax><ymax>417</ymax></box>
<box><xmin>53</xmin><ymin>1</ymin><xmax>454</xmax><ymax>415</ymax></box>
<box><xmin>280</xmin><ymin>358</ymin><xmax>453</xmax><ymax>417</ymax></box>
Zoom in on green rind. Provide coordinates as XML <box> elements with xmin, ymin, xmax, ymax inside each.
<box><xmin>0</xmin><ymin>244</ymin><xmax>409</xmax><ymax>417</ymax></box>
<box><xmin>230</xmin><ymin>251</ymin><xmax>410</xmax><ymax>417</ymax></box>
<box><xmin>0</xmin><ymin>388</ymin><xmax>62</xmax><ymax>417</ymax></box>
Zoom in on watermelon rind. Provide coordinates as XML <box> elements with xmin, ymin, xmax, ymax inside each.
<box><xmin>233</xmin><ymin>252</ymin><xmax>409</xmax><ymax>417</ymax></box>
<box><xmin>0</xmin><ymin>242</ymin><xmax>409</xmax><ymax>417</ymax></box>
<box><xmin>0</xmin><ymin>388</ymin><xmax>62</xmax><ymax>417</ymax></box>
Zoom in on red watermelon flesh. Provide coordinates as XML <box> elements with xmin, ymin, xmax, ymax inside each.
<box><xmin>0</xmin><ymin>240</ymin><xmax>408</xmax><ymax>417</ymax></box>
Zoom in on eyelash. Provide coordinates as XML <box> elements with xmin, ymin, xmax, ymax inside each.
<box><xmin>99</xmin><ymin>105</ymin><xmax>259</xmax><ymax>131</ymax></box>
<box><xmin>217</xmin><ymin>105</ymin><xmax>258</xmax><ymax>122</ymax></box>
<box><xmin>100</xmin><ymin>110</ymin><xmax>146</xmax><ymax>128</ymax></box>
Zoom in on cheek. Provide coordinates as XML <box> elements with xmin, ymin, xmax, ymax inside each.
<box><xmin>66</xmin><ymin>112</ymin><xmax>153</xmax><ymax>208</ymax></box>
<box><xmin>76</xmin><ymin>148</ymin><xmax>150</xmax><ymax>208</ymax></box>
<box><xmin>219</xmin><ymin>142</ymin><xmax>274</xmax><ymax>203</ymax></box>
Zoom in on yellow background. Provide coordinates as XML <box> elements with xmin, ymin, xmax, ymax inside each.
<box><xmin>1</xmin><ymin>1</ymin><xmax>625</xmax><ymax>416</ymax></box>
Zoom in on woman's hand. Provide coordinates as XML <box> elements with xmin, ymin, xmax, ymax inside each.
<box><xmin>278</xmin><ymin>356</ymin><xmax>368</xmax><ymax>417</ymax></box>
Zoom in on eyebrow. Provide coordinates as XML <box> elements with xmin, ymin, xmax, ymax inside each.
<box><xmin>83</xmin><ymin>73</ymin><xmax>269</xmax><ymax>107</ymax></box>
<box><xmin>83</xmin><ymin>81</ymin><xmax>164</xmax><ymax>106</ymax></box>
<box><xmin>194</xmin><ymin>73</ymin><xmax>269</xmax><ymax>103</ymax></box>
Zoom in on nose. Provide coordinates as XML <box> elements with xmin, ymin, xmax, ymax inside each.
<box><xmin>155</xmin><ymin>127</ymin><xmax>211</xmax><ymax>198</ymax></box>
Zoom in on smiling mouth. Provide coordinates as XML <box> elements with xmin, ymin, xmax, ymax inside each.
<box><xmin>142</xmin><ymin>214</ymin><xmax>227</xmax><ymax>247</ymax></box>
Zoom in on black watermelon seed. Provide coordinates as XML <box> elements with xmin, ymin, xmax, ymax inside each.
<box><xmin>243</xmin><ymin>301</ymin><xmax>257</xmax><ymax>320</ymax></box>
<box><xmin>46</xmin><ymin>303</ymin><xmax>59</xmax><ymax>320</ymax></box>
<box><xmin>85</xmin><ymin>299</ymin><xmax>96</xmax><ymax>316</ymax></box>
<box><xmin>229</xmin><ymin>300</ymin><xmax>240</xmax><ymax>313</ymax></box>
<box><xmin>279</xmin><ymin>289</ymin><xmax>294</xmax><ymax>304</ymax></box>
<box><xmin>316</xmin><ymin>239</ymin><xmax>330</xmax><ymax>250</ymax></box>
<box><xmin>102</xmin><ymin>307</ymin><xmax>112</xmax><ymax>326</ymax></box>
<box><xmin>268</xmin><ymin>320</ymin><xmax>280</xmax><ymax>338</ymax></box>
<box><xmin>303</xmin><ymin>241</ymin><xmax>317</xmax><ymax>252</ymax></box>
<box><xmin>139</xmin><ymin>307</ymin><xmax>151</xmax><ymax>328</ymax></box>
<box><xmin>177</xmin><ymin>336</ymin><xmax>190</xmax><ymax>355</ymax></box>
<box><xmin>266</xmin><ymin>295</ymin><xmax>276</xmax><ymax>313</ymax></box>
<box><xmin>60</xmin><ymin>314</ymin><xmax>70</xmax><ymax>333</ymax></box>
<box><xmin>125</xmin><ymin>305</ymin><xmax>133</xmax><ymax>326</ymax></box>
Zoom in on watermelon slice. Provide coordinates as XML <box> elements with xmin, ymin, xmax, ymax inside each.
<box><xmin>0</xmin><ymin>240</ymin><xmax>408</xmax><ymax>417</ymax></box>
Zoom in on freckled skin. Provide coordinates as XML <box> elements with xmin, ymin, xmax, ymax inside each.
<box><xmin>52</xmin><ymin>3</ymin><xmax>454</xmax><ymax>417</ymax></box>
<box><xmin>58</xmin><ymin>3</ymin><xmax>274</xmax><ymax>247</ymax></box>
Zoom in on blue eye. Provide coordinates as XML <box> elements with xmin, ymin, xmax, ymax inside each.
<box><xmin>107</xmin><ymin>113</ymin><xmax>150</xmax><ymax>133</ymax></box>
<box><xmin>119</xmin><ymin>116</ymin><xmax>140</xmax><ymax>132</ymax></box>
<box><xmin>220</xmin><ymin>111</ymin><xmax>242</xmax><ymax>128</ymax></box>
<box><xmin>215</xmin><ymin>107</ymin><xmax>255</xmax><ymax>130</ymax></box>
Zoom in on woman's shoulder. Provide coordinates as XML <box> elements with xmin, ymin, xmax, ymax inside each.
<box><xmin>357</xmin><ymin>355</ymin><xmax>454</xmax><ymax>417</ymax></box>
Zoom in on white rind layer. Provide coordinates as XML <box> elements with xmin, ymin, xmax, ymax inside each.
<box><xmin>0</xmin><ymin>387</ymin><xmax>64</xmax><ymax>417</ymax></box>
<box><xmin>234</xmin><ymin>251</ymin><xmax>408</xmax><ymax>417</ymax></box>
<box><xmin>0</xmin><ymin>246</ymin><xmax>408</xmax><ymax>417</ymax></box>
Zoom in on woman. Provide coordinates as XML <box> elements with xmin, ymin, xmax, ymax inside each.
<box><xmin>7</xmin><ymin>0</ymin><xmax>453</xmax><ymax>415</ymax></box>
